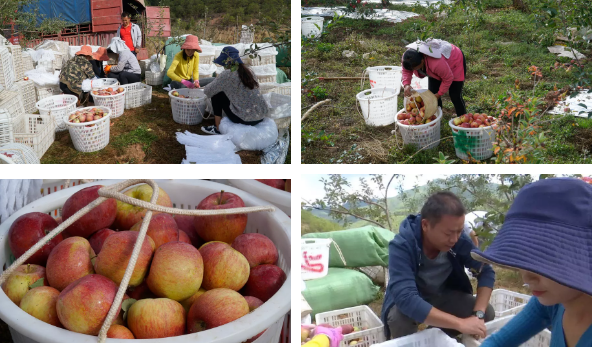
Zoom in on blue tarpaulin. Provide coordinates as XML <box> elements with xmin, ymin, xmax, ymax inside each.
<box><xmin>24</xmin><ymin>0</ymin><xmax>91</xmax><ymax>25</ymax></box>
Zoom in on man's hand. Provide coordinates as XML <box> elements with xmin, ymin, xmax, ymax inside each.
<box><xmin>456</xmin><ymin>316</ymin><xmax>487</xmax><ymax>338</ymax></box>
<box><xmin>404</xmin><ymin>85</ymin><xmax>412</xmax><ymax>97</ymax></box>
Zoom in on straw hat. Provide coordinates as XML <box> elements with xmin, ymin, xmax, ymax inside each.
<box><xmin>181</xmin><ymin>35</ymin><xmax>202</xmax><ymax>53</ymax></box>
<box><xmin>76</xmin><ymin>45</ymin><xmax>93</xmax><ymax>57</ymax></box>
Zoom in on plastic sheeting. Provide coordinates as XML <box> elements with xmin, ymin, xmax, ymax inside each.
<box><xmin>301</xmin><ymin>7</ymin><xmax>420</xmax><ymax>23</ymax></box>
<box><xmin>550</xmin><ymin>89</ymin><xmax>592</xmax><ymax>118</ymax></box>
<box><xmin>24</xmin><ymin>0</ymin><xmax>91</xmax><ymax>25</ymax></box>
<box><xmin>176</xmin><ymin>130</ymin><xmax>242</xmax><ymax>164</ymax></box>
<box><xmin>219</xmin><ymin>117</ymin><xmax>278</xmax><ymax>151</ymax></box>
<box><xmin>24</xmin><ymin>66</ymin><xmax>60</xmax><ymax>87</ymax></box>
<box><xmin>261</xmin><ymin>128</ymin><xmax>290</xmax><ymax>164</ymax></box>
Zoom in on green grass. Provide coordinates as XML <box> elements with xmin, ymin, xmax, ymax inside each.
<box><xmin>301</xmin><ymin>1</ymin><xmax>592</xmax><ymax>164</ymax></box>
<box><xmin>111</xmin><ymin>125</ymin><xmax>158</xmax><ymax>151</ymax></box>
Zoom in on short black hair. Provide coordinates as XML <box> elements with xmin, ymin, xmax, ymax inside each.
<box><xmin>420</xmin><ymin>192</ymin><xmax>465</xmax><ymax>226</ymax></box>
<box><xmin>402</xmin><ymin>49</ymin><xmax>423</xmax><ymax>71</ymax></box>
<box><xmin>121</xmin><ymin>12</ymin><xmax>131</xmax><ymax>19</ymax></box>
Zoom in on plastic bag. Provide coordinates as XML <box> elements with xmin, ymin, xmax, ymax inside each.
<box><xmin>24</xmin><ymin>66</ymin><xmax>59</xmax><ymax>87</ymax></box>
<box><xmin>159</xmin><ymin>55</ymin><xmax>167</xmax><ymax>71</ymax></box>
<box><xmin>176</xmin><ymin>130</ymin><xmax>242</xmax><ymax>164</ymax></box>
<box><xmin>199</xmin><ymin>64</ymin><xmax>217</xmax><ymax>76</ymax></box>
<box><xmin>27</xmin><ymin>49</ymin><xmax>55</xmax><ymax>63</ymax></box>
<box><xmin>219</xmin><ymin>117</ymin><xmax>278</xmax><ymax>151</ymax></box>
<box><xmin>81</xmin><ymin>77</ymin><xmax>101</xmax><ymax>92</ymax></box>
<box><xmin>262</xmin><ymin>93</ymin><xmax>291</xmax><ymax>119</ymax></box>
<box><xmin>250</xmin><ymin>64</ymin><xmax>277</xmax><ymax>76</ymax></box>
<box><xmin>199</xmin><ymin>45</ymin><xmax>216</xmax><ymax>56</ymax></box>
<box><xmin>261</xmin><ymin>128</ymin><xmax>289</xmax><ymax>164</ymax></box>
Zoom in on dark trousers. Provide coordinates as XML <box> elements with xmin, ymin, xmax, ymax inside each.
<box><xmin>169</xmin><ymin>77</ymin><xmax>215</xmax><ymax>90</ymax></box>
<box><xmin>211</xmin><ymin>92</ymin><xmax>263</xmax><ymax>126</ymax></box>
<box><xmin>428</xmin><ymin>51</ymin><xmax>467</xmax><ymax>116</ymax></box>
<box><xmin>107</xmin><ymin>71</ymin><xmax>141</xmax><ymax>85</ymax></box>
<box><xmin>132</xmin><ymin>51</ymin><xmax>137</xmax><ymax>57</ymax></box>
<box><xmin>90</xmin><ymin>59</ymin><xmax>105</xmax><ymax>78</ymax></box>
<box><xmin>387</xmin><ymin>289</ymin><xmax>495</xmax><ymax>339</ymax></box>
<box><xmin>60</xmin><ymin>82</ymin><xmax>92</xmax><ymax>103</ymax></box>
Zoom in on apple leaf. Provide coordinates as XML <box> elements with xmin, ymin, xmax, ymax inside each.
<box><xmin>122</xmin><ymin>298</ymin><xmax>137</xmax><ymax>322</ymax></box>
<box><xmin>30</xmin><ymin>278</ymin><xmax>45</xmax><ymax>289</ymax></box>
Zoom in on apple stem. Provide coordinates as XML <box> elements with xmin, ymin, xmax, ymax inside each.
<box><xmin>219</xmin><ymin>190</ymin><xmax>224</xmax><ymax>204</ymax></box>
<box><xmin>27</xmin><ymin>264</ymin><xmax>30</xmax><ymax>273</ymax></box>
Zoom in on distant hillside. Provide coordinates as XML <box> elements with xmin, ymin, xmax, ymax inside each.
<box><xmin>301</xmin><ymin>209</ymin><xmax>343</xmax><ymax>235</ymax></box>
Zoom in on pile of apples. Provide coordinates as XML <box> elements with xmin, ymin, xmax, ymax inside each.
<box><xmin>2</xmin><ymin>184</ymin><xmax>286</xmax><ymax>341</ymax></box>
<box><xmin>301</xmin><ymin>323</ymin><xmax>369</xmax><ymax>345</ymax></box>
<box><xmin>93</xmin><ymin>87</ymin><xmax>125</xmax><ymax>96</ymax></box>
<box><xmin>397</xmin><ymin>96</ymin><xmax>437</xmax><ymax>126</ymax></box>
<box><xmin>256</xmin><ymin>179</ymin><xmax>291</xmax><ymax>192</ymax></box>
<box><xmin>68</xmin><ymin>108</ymin><xmax>106</xmax><ymax>123</ymax></box>
<box><xmin>171</xmin><ymin>90</ymin><xmax>199</xmax><ymax>99</ymax></box>
<box><xmin>452</xmin><ymin>113</ymin><xmax>496</xmax><ymax>128</ymax></box>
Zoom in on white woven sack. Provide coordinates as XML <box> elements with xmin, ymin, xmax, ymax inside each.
<box><xmin>0</xmin><ymin>179</ymin><xmax>43</xmax><ymax>224</ymax></box>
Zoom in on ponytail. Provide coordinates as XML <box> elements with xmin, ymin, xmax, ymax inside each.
<box><xmin>237</xmin><ymin>64</ymin><xmax>258</xmax><ymax>90</ymax></box>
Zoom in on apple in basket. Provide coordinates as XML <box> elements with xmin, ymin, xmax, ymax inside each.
<box><xmin>61</xmin><ymin>185</ymin><xmax>117</xmax><ymax>238</ymax></box>
<box><xmin>231</xmin><ymin>233</ymin><xmax>278</xmax><ymax>268</ymax></box>
<box><xmin>172</xmin><ymin>91</ymin><xmax>179</xmax><ymax>97</ymax></box>
<box><xmin>174</xmin><ymin>214</ymin><xmax>204</xmax><ymax>248</ymax></box>
<box><xmin>1</xmin><ymin>264</ymin><xmax>48</xmax><ymax>306</ymax></box>
<box><xmin>92</xmin><ymin>90</ymin><xmax>98</xmax><ymax>95</ymax></box>
<box><xmin>130</xmin><ymin>213</ymin><xmax>180</xmax><ymax>249</ymax></box>
<box><xmin>117</xmin><ymin>87</ymin><xmax>124</xmax><ymax>93</ymax></box>
<box><xmin>127</xmin><ymin>298</ymin><xmax>186</xmax><ymax>339</ymax></box>
<box><xmin>255</xmin><ymin>179</ymin><xmax>285</xmax><ymax>190</ymax></box>
<box><xmin>200</xmin><ymin>242</ymin><xmax>249</xmax><ymax>291</ymax></box>
<box><xmin>241</xmin><ymin>264</ymin><xmax>286</xmax><ymax>302</ymax></box>
<box><xmin>180</xmin><ymin>288</ymin><xmax>206</xmax><ymax>314</ymax></box>
<box><xmin>193</xmin><ymin>191</ymin><xmax>248</xmax><ymax>244</ymax></box>
<box><xmin>107</xmin><ymin>325</ymin><xmax>135</xmax><ymax>339</ymax></box>
<box><xmin>19</xmin><ymin>286</ymin><xmax>62</xmax><ymax>328</ymax></box>
<box><xmin>113</xmin><ymin>184</ymin><xmax>173</xmax><ymax>230</ymax></box>
<box><xmin>89</xmin><ymin>228</ymin><xmax>117</xmax><ymax>254</ymax></box>
<box><xmin>187</xmin><ymin>288</ymin><xmax>250</xmax><ymax>333</ymax></box>
<box><xmin>8</xmin><ymin>212</ymin><xmax>62</xmax><ymax>266</ymax></box>
<box><xmin>24</xmin><ymin>77</ymin><xmax>29</xmax><ymax>81</ymax></box>
<box><xmin>106</xmin><ymin>87</ymin><xmax>113</xmax><ymax>92</ymax></box>
<box><xmin>45</xmin><ymin>237</ymin><xmax>96</xmax><ymax>291</ymax></box>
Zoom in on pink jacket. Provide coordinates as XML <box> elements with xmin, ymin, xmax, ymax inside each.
<box><xmin>401</xmin><ymin>44</ymin><xmax>465</xmax><ymax>96</ymax></box>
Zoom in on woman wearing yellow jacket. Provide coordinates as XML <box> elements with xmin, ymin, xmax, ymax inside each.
<box><xmin>167</xmin><ymin>35</ymin><xmax>214</xmax><ymax>89</ymax></box>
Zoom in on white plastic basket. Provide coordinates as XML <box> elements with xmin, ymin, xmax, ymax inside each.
<box><xmin>199</xmin><ymin>55</ymin><xmax>214</xmax><ymax>65</ymax></box>
<box><xmin>0</xmin><ymin>109</ymin><xmax>13</xmax><ymax>144</ymax></box>
<box><xmin>169</xmin><ymin>88</ymin><xmax>207</xmax><ymax>125</ymax></box>
<box><xmin>395</xmin><ymin>107</ymin><xmax>443</xmax><ymax>150</ymax></box>
<box><xmin>240</xmin><ymin>30</ymin><xmax>255</xmax><ymax>45</ymax></box>
<box><xmin>0</xmin><ymin>179</ymin><xmax>291</xmax><ymax>343</ymax></box>
<box><xmin>0</xmin><ymin>46</ymin><xmax>15</xmax><ymax>90</ymax></box>
<box><xmin>93</xmin><ymin>78</ymin><xmax>120</xmax><ymax>88</ymax></box>
<box><xmin>139</xmin><ymin>59</ymin><xmax>151</xmax><ymax>74</ymax></box>
<box><xmin>52</xmin><ymin>52</ymin><xmax>65</xmax><ymax>70</ymax></box>
<box><xmin>35</xmin><ymin>86</ymin><xmax>61</xmax><ymax>102</ymax></box>
<box><xmin>301</xmin><ymin>238</ymin><xmax>331</xmax><ymax>280</ymax></box>
<box><xmin>63</xmin><ymin>106</ymin><xmax>111</xmax><ymax>152</ymax></box>
<box><xmin>123</xmin><ymin>82</ymin><xmax>152</xmax><ymax>109</ymax></box>
<box><xmin>0</xmin><ymin>89</ymin><xmax>25</xmax><ymax>120</ymax></box>
<box><xmin>41</xmin><ymin>180</ymin><xmax>89</xmax><ymax>198</ymax></box>
<box><xmin>356</xmin><ymin>88</ymin><xmax>398</xmax><ymax>126</ymax></box>
<box><xmin>461</xmin><ymin>315</ymin><xmax>551</xmax><ymax>347</ymax></box>
<box><xmin>247</xmin><ymin>55</ymin><xmax>276</xmax><ymax>66</ymax></box>
<box><xmin>449</xmin><ymin>119</ymin><xmax>496</xmax><ymax>161</ymax></box>
<box><xmin>13</xmin><ymin>80</ymin><xmax>37</xmax><ymax>113</ymax></box>
<box><xmin>302</xmin><ymin>17</ymin><xmax>324</xmax><ymax>38</ymax></box>
<box><xmin>0</xmin><ymin>143</ymin><xmax>40</xmax><ymax>164</ymax></box>
<box><xmin>316</xmin><ymin>305</ymin><xmax>385</xmax><ymax>347</ymax></box>
<box><xmin>22</xmin><ymin>53</ymin><xmax>34</xmax><ymax>72</ymax></box>
<box><xmin>489</xmin><ymin>289</ymin><xmax>531</xmax><ymax>318</ymax></box>
<box><xmin>257</xmin><ymin>74</ymin><xmax>276</xmax><ymax>84</ymax></box>
<box><xmin>6</xmin><ymin>45</ymin><xmax>24</xmax><ymax>81</ymax></box>
<box><xmin>36</xmin><ymin>94</ymin><xmax>78</xmax><ymax>132</ymax></box>
<box><xmin>364</xmin><ymin>66</ymin><xmax>403</xmax><ymax>91</ymax></box>
<box><xmin>227</xmin><ymin>179</ymin><xmax>290</xmax><ymax>216</ymax></box>
<box><xmin>145</xmin><ymin>70</ymin><xmax>164</xmax><ymax>86</ymax></box>
<box><xmin>91</xmin><ymin>88</ymin><xmax>126</xmax><ymax>118</ymax></box>
<box><xmin>374</xmin><ymin>328</ymin><xmax>464</xmax><ymax>347</ymax></box>
<box><xmin>275</xmin><ymin>82</ymin><xmax>291</xmax><ymax>96</ymax></box>
<box><xmin>12</xmin><ymin>113</ymin><xmax>55</xmax><ymax>159</ymax></box>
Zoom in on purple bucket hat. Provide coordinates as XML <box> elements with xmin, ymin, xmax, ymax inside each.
<box><xmin>471</xmin><ymin>177</ymin><xmax>592</xmax><ymax>296</ymax></box>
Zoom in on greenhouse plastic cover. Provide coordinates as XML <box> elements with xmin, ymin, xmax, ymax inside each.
<box><xmin>24</xmin><ymin>0</ymin><xmax>91</xmax><ymax>25</ymax></box>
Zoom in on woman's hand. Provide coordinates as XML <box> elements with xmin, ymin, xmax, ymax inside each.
<box><xmin>181</xmin><ymin>79</ymin><xmax>195</xmax><ymax>89</ymax></box>
<box><xmin>194</xmin><ymin>80</ymin><xmax>200</xmax><ymax>88</ymax></box>
<box><xmin>404</xmin><ymin>85</ymin><xmax>412</xmax><ymax>97</ymax></box>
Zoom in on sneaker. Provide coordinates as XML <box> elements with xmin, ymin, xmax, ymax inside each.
<box><xmin>201</xmin><ymin>125</ymin><xmax>221</xmax><ymax>135</ymax></box>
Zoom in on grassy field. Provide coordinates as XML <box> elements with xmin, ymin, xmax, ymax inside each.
<box><xmin>301</xmin><ymin>1</ymin><xmax>592</xmax><ymax>164</ymax></box>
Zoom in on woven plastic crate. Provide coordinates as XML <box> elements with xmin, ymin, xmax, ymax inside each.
<box><xmin>123</xmin><ymin>82</ymin><xmax>152</xmax><ymax>109</ymax></box>
<box><xmin>169</xmin><ymin>88</ymin><xmax>207</xmax><ymax>125</ymax></box>
<box><xmin>0</xmin><ymin>143</ymin><xmax>40</xmax><ymax>164</ymax></box>
<box><xmin>6</xmin><ymin>45</ymin><xmax>24</xmax><ymax>81</ymax></box>
<box><xmin>199</xmin><ymin>55</ymin><xmax>214</xmax><ymax>65</ymax></box>
<box><xmin>395</xmin><ymin>107</ymin><xmax>443</xmax><ymax>150</ymax></box>
<box><xmin>12</xmin><ymin>113</ymin><xmax>55</xmax><ymax>159</ymax></box>
<box><xmin>0</xmin><ymin>109</ymin><xmax>14</xmax><ymax>144</ymax></box>
<box><xmin>22</xmin><ymin>53</ymin><xmax>34</xmax><ymax>72</ymax></box>
<box><xmin>275</xmin><ymin>82</ymin><xmax>290</xmax><ymax>96</ymax></box>
<box><xmin>257</xmin><ymin>74</ymin><xmax>276</xmax><ymax>84</ymax></box>
<box><xmin>93</xmin><ymin>78</ymin><xmax>120</xmax><ymax>88</ymax></box>
<box><xmin>356</xmin><ymin>88</ymin><xmax>398</xmax><ymax>126</ymax></box>
<box><xmin>373</xmin><ymin>328</ymin><xmax>464</xmax><ymax>347</ymax></box>
<box><xmin>247</xmin><ymin>55</ymin><xmax>276</xmax><ymax>66</ymax></box>
<box><xmin>0</xmin><ymin>89</ymin><xmax>25</xmax><ymax>120</ymax></box>
<box><xmin>363</xmin><ymin>66</ymin><xmax>403</xmax><ymax>91</ymax></box>
<box><xmin>139</xmin><ymin>59</ymin><xmax>151</xmax><ymax>74</ymax></box>
<box><xmin>259</xmin><ymin>82</ymin><xmax>279</xmax><ymax>94</ymax></box>
<box><xmin>36</xmin><ymin>94</ymin><xmax>77</xmax><ymax>132</ymax></box>
<box><xmin>41</xmin><ymin>179</ymin><xmax>89</xmax><ymax>198</ymax></box>
<box><xmin>52</xmin><ymin>52</ymin><xmax>65</xmax><ymax>70</ymax></box>
<box><xmin>13</xmin><ymin>80</ymin><xmax>37</xmax><ymax>113</ymax></box>
<box><xmin>0</xmin><ymin>46</ymin><xmax>15</xmax><ymax>90</ymax></box>
<box><xmin>489</xmin><ymin>289</ymin><xmax>531</xmax><ymax>318</ymax></box>
<box><xmin>38</xmin><ymin>60</ymin><xmax>54</xmax><ymax>74</ymax></box>
<box><xmin>315</xmin><ymin>305</ymin><xmax>385</xmax><ymax>347</ymax></box>
<box><xmin>449</xmin><ymin>119</ymin><xmax>496</xmax><ymax>161</ymax></box>
<box><xmin>240</xmin><ymin>30</ymin><xmax>255</xmax><ymax>44</ymax></box>
<box><xmin>145</xmin><ymin>70</ymin><xmax>164</xmax><ymax>86</ymax></box>
<box><xmin>91</xmin><ymin>88</ymin><xmax>126</xmax><ymax>118</ymax></box>
<box><xmin>461</xmin><ymin>315</ymin><xmax>551</xmax><ymax>347</ymax></box>
<box><xmin>35</xmin><ymin>86</ymin><xmax>61</xmax><ymax>102</ymax></box>
<box><xmin>63</xmin><ymin>106</ymin><xmax>111</xmax><ymax>152</ymax></box>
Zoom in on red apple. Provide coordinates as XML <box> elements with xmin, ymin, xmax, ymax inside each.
<box><xmin>19</xmin><ymin>286</ymin><xmax>62</xmax><ymax>327</ymax></box>
<box><xmin>194</xmin><ymin>191</ymin><xmax>247</xmax><ymax>244</ymax></box>
<box><xmin>46</xmin><ymin>237</ymin><xmax>96</xmax><ymax>291</ymax></box>
<box><xmin>95</xmin><ymin>231</ymin><xmax>156</xmax><ymax>287</ymax></box>
<box><xmin>180</xmin><ymin>288</ymin><xmax>206</xmax><ymax>314</ymax></box>
<box><xmin>255</xmin><ymin>179</ymin><xmax>285</xmax><ymax>190</ymax></box>
<box><xmin>187</xmin><ymin>288</ymin><xmax>249</xmax><ymax>333</ymax></box>
<box><xmin>146</xmin><ymin>241</ymin><xmax>203</xmax><ymax>301</ymax></box>
<box><xmin>8</xmin><ymin>212</ymin><xmax>62</xmax><ymax>266</ymax></box>
<box><xmin>179</xmin><ymin>230</ymin><xmax>191</xmax><ymax>244</ymax></box>
<box><xmin>241</xmin><ymin>264</ymin><xmax>286</xmax><ymax>302</ymax></box>
<box><xmin>113</xmin><ymin>185</ymin><xmax>173</xmax><ymax>230</ymax></box>
<box><xmin>88</xmin><ymin>228</ymin><xmax>117</xmax><ymax>255</ymax></box>
<box><xmin>126</xmin><ymin>279</ymin><xmax>156</xmax><ymax>301</ymax></box>
<box><xmin>174</xmin><ymin>214</ymin><xmax>203</xmax><ymax>248</ymax></box>
<box><xmin>244</xmin><ymin>296</ymin><xmax>264</xmax><ymax>312</ymax></box>
<box><xmin>107</xmin><ymin>324</ymin><xmax>135</xmax><ymax>339</ymax></box>
<box><xmin>461</xmin><ymin>122</ymin><xmax>471</xmax><ymax>128</ymax></box>
<box><xmin>56</xmin><ymin>274</ymin><xmax>123</xmax><ymax>335</ymax></box>
<box><xmin>127</xmin><ymin>298</ymin><xmax>186</xmax><ymax>339</ymax></box>
<box><xmin>130</xmin><ymin>213</ymin><xmax>179</xmax><ymax>249</ymax></box>
<box><xmin>285</xmin><ymin>180</ymin><xmax>291</xmax><ymax>192</ymax></box>
<box><xmin>61</xmin><ymin>185</ymin><xmax>117</xmax><ymax>238</ymax></box>
<box><xmin>231</xmin><ymin>234</ymin><xmax>278</xmax><ymax>268</ymax></box>
<box><xmin>200</xmin><ymin>242</ymin><xmax>249</xmax><ymax>291</ymax></box>
<box><xmin>1</xmin><ymin>264</ymin><xmax>47</xmax><ymax>306</ymax></box>
<box><xmin>453</xmin><ymin>117</ymin><xmax>462</xmax><ymax>126</ymax></box>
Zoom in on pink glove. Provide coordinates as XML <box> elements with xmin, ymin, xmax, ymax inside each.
<box><xmin>314</xmin><ymin>325</ymin><xmax>343</xmax><ymax>347</ymax></box>
<box><xmin>181</xmin><ymin>79</ymin><xmax>195</xmax><ymax>89</ymax></box>
<box><xmin>194</xmin><ymin>80</ymin><xmax>200</xmax><ymax>88</ymax></box>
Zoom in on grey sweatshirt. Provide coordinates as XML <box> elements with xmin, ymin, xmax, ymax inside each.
<box><xmin>203</xmin><ymin>69</ymin><xmax>269</xmax><ymax>122</ymax></box>
<box><xmin>109</xmin><ymin>49</ymin><xmax>141</xmax><ymax>74</ymax></box>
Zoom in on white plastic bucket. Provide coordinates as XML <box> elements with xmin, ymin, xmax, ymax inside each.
<box><xmin>301</xmin><ymin>17</ymin><xmax>324</xmax><ymax>38</ymax></box>
<box><xmin>356</xmin><ymin>88</ymin><xmax>398</xmax><ymax>126</ymax></box>
<box><xmin>365</xmin><ymin>66</ymin><xmax>403</xmax><ymax>91</ymax></box>
<box><xmin>301</xmin><ymin>238</ymin><xmax>331</xmax><ymax>280</ymax></box>
<box><xmin>0</xmin><ymin>179</ymin><xmax>291</xmax><ymax>343</ymax></box>
<box><xmin>227</xmin><ymin>179</ymin><xmax>290</xmax><ymax>216</ymax></box>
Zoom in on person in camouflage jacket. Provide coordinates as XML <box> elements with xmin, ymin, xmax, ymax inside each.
<box><xmin>59</xmin><ymin>45</ymin><xmax>96</xmax><ymax>104</ymax></box>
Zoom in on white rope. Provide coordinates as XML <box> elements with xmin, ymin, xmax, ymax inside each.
<box><xmin>330</xmin><ymin>239</ymin><xmax>347</xmax><ymax>267</ymax></box>
<box><xmin>0</xmin><ymin>179</ymin><xmax>275</xmax><ymax>342</ymax></box>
